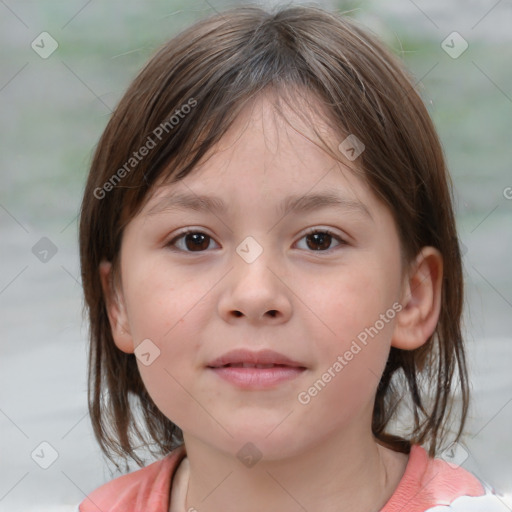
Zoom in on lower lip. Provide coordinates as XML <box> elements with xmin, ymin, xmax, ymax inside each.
<box><xmin>208</xmin><ymin>366</ymin><xmax>306</xmax><ymax>389</ymax></box>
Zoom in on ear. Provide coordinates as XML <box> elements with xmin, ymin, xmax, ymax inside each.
<box><xmin>99</xmin><ymin>260</ymin><xmax>135</xmax><ymax>354</ymax></box>
<box><xmin>391</xmin><ymin>247</ymin><xmax>443</xmax><ymax>350</ymax></box>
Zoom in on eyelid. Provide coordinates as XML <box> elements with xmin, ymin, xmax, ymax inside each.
<box><xmin>301</xmin><ymin>226</ymin><xmax>344</xmax><ymax>239</ymax></box>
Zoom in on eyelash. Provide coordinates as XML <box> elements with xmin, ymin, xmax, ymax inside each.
<box><xmin>166</xmin><ymin>227</ymin><xmax>346</xmax><ymax>254</ymax></box>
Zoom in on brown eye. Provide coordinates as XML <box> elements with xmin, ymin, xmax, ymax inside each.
<box><xmin>296</xmin><ymin>229</ymin><xmax>345</xmax><ymax>252</ymax></box>
<box><xmin>168</xmin><ymin>231</ymin><xmax>217</xmax><ymax>252</ymax></box>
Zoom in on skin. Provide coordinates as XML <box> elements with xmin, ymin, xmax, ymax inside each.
<box><xmin>100</xmin><ymin>92</ymin><xmax>443</xmax><ymax>512</ymax></box>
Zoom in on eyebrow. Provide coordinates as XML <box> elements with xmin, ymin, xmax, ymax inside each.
<box><xmin>146</xmin><ymin>190</ymin><xmax>372</xmax><ymax>220</ymax></box>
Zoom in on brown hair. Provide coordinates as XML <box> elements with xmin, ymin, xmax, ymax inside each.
<box><xmin>79</xmin><ymin>4</ymin><xmax>469</xmax><ymax>471</ymax></box>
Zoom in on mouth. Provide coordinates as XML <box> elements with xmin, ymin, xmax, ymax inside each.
<box><xmin>206</xmin><ymin>348</ymin><xmax>307</xmax><ymax>369</ymax></box>
<box><xmin>209</xmin><ymin>363</ymin><xmax>303</xmax><ymax>369</ymax></box>
<box><xmin>206</xmin><ymin>349</ymin><xmax>307</xmax><ymax>389</ymax></box>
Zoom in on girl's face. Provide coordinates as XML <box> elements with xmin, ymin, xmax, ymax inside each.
<box><xmin>105</xmin><ymin>94</ymin><xmax>409</xmax><ymax>460</ymax></box>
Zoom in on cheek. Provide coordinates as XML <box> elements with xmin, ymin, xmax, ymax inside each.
<box><xmin>122</xmin><ymin>253</ymin><xmax>204</xmax><ymax>343</ymax></box>
<box><xmin>298</xmin><ymin>260</ymin><xmax>399</xmax><ymax>405</ymax></box>
<box><xmin>305</xmin><ymin>258</ymin><xmax>398</xmax><ymax>343</ymax></box>
<box><xmin>121</xmin><ymin>254</ymin><xmax>208</xmax><ymax>408</ymax></box>
<box><xmin>295</xmin><ymin>313</ymin><xmax>395</xmax><ymax>434</ymax></box>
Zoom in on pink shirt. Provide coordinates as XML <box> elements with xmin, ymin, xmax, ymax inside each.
<box><xmin>78</xmin><ymin>444</ymin><xmax>507</xmax><ymax>511</ymax></box>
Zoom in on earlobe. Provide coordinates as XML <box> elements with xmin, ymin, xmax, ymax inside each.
<box><xmin>391</xmin><ymin>247</ymin><xmax>443</xmax><ymax>351</ymax></box>
<box><xmin>99</xmin><ymin>260</ymin><xmax>135</xmax><ymax>354</ymax></box>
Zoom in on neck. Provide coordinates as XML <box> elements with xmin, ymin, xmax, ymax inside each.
<box><xmin>181</xmin><ymin>425</ymin><xmax>408</xmax><ymax>512</ymax></box>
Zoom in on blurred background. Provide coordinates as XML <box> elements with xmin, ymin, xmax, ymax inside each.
<box><xmin>1</xmin><ymin>0</ymin><xmax>511</xmax><ymax>510</ymax></box>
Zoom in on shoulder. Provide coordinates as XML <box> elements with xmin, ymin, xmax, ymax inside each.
<box><xmin>78</xmin><ymin>445</ymin><xmax>186</xmax><ymax>512</ymax></box>
<box><xmin>382</xmin><ymin>444</ymin><xmax>508</xmax><ymax>512</ymax></box>
<box><xmin>425</xmin><ymin>484</ymin><xmax>511</xmax><ymax>511</ymax></box>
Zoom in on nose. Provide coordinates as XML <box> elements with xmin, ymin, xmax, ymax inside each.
<box><xmin>217</xmin><ymin>241</ymin><xmax>292</xmax><ymax>325</ymax></box>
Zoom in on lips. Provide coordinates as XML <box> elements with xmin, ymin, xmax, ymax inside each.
<box><xmin>207</xmin><ymin>348</ymin><xmax>306</xmax><ymax>369</ymax></box>
<box><xmin>221</xmin><ymin>363</ymin><xmax>284</xmax><ymax>368</ymax></box>
<box><xmin>207</xmin><ymin>349</ymin><xmax>307</xmax><ymax>389</ymax></box>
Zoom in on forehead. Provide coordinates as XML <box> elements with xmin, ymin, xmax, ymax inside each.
<box><xmin>143</xmin><ymin>90</ymin><xmax>374</xmax><ymax>214</ymax></box>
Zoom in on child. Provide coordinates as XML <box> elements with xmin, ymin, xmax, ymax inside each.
<box><xmin>77</xmin><ymin>4</ymin><xmax>507</xmax><ymax>512</ymax></box>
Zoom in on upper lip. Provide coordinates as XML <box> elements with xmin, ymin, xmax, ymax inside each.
<box><xmin>207</xmin><ymin>349</ymin><xmax>306</xmax><ymax>368</ymax></box>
